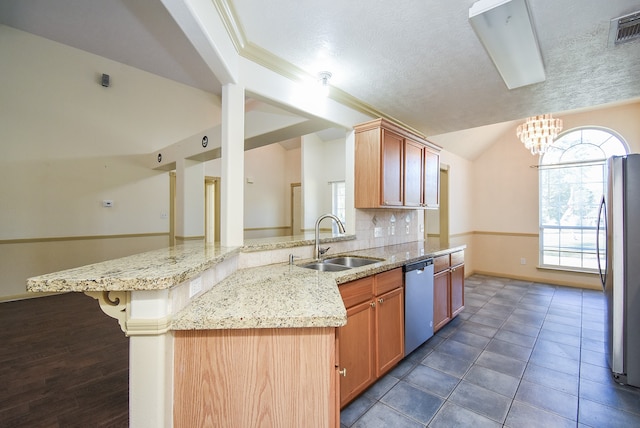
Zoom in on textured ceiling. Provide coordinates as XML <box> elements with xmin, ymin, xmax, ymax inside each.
<box><xmin>2</xmin><ymin>0</ymin><xmax>640</xmax><ymax>159</ymax></box>
<box><xmin>231</xmin><ymin>0</ymin><xmax>640</xmax><ymax>135</ymax></box>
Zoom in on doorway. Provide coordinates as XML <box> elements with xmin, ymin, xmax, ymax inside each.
<box><xmin>425</xmin><ymin>165</ymin><xmax>449</xmax><ymax>246</ymax></box>
<box><xmin>169</xmin><ymin>173</ymin><xmax>220</xmax><ymax>245</ymax></box>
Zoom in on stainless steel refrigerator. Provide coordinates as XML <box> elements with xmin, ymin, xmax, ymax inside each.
<box><xmin>598</xmin><ymin>154</ymin><xmax>640</xmax><ymax>387</ymax></box>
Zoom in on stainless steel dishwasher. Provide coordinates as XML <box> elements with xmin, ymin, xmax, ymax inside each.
<box><xmin>403</xmin><ymin>258</ymin><xmax>434</xmax><ymax>356</ymax></box>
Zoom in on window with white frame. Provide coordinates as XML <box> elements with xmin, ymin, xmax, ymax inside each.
<box><xmin>539</xmin><ymin>128</ymin><xmax>627</xmax><ymax>271</ymax></box>
<box><xmin>331</xmin><ymin>181</ymin><xmax>346</xmax><ymax>233</ymax></box>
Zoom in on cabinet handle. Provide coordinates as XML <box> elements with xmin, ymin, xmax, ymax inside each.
<box><xmin>370</xmin><ymin>302</ymin><xmax>376</xmax><ymax>308</ymax></box>
<box><xmin>378</xmin><ymin>298</ymin><xmax>384</xmax><ymax>304</ymax></box>
<box><xmin>339</xmin><ymin>368</ymin><xmax>347</xmax><ymax>377</ymax></box>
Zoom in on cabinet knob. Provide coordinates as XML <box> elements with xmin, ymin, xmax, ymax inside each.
<box><xmin>378</xmin><ymin>298</ymin><xmax>384</xmax><ymax>304</ymax></box>
<box><xmin>370</xmin><ymin>302</ymin><xmax>376</xmax><ymax>308</ymax></box>
<box><xmin>339</xmin><ymin>368</ymin><xmax>347</xmax><ymax>377</ymax></box>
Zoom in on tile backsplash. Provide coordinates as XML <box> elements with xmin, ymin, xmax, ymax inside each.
<box><xmin>354</xmin><ymin>208</ymin><xmax>425</xmax><ymax>249</ymax></box>
<box><xmin>239</xmin><ymin>209</ymin><xmax>426</xmax><ymax>268</ymax></box>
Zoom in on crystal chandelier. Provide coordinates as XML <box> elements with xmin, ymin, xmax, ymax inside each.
<box><xmin>516</xmin><ymin>114</ymin><xmax>563</xmax><ymax>155</ymax></box>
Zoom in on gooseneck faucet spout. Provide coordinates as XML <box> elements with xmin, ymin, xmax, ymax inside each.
<box><xmin>314</xmin><ymin>214</ymin><xmax>346</xmax><ymax>260</ymax></box>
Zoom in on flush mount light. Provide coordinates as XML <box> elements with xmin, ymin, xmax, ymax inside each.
<box><xmin>469</xmin><ymin>0</ymin><xmax>545</xmax><ymax>89</ymax></box>
<box><xmin>318</xmin><ymin>71</ymin><xmax>332</xmax><ymax>96</ymax></box>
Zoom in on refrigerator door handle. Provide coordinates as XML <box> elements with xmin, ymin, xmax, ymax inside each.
<box><xmin>597</xmin><ymin>195</ymin><xmax>607</xmax><ymax>290</ymax></box>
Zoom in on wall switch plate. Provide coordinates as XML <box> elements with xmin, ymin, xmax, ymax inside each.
<box><xmin>189</xmin><ymin>277</ymin><xmax>203</xmax><ymax>297</ymax></box>
<box><xmin>374</xmin><ymin>227</ymin><xmax>382</xmax><ymax>238</ymax></box>
<box><xmin>520</xmin><ymin>258</ymin><xmax>526</xmax><ymax>265</ymax></box>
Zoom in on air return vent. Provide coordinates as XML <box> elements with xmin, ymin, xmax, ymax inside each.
<box><xmin>609</xmin><ymin>10</ymin><xmax>640</xmax><ymax>46</ymax></box>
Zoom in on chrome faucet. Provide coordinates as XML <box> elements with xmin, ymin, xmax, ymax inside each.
<box><xmin>314</xmin><ymin>213</ymin><xmax>346</xmax><ymax>260</ymax></box>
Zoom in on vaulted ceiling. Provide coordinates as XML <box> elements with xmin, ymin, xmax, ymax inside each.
<box><xmin>2</xmin><ymin>0</ymin><xmax>639</xmax><ymax>159</ymax></box>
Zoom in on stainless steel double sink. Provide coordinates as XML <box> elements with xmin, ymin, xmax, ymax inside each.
<box><xmin>300</xmin><ymin>256</ymin><xmax>384</xmax><ymax>272</ymax></box>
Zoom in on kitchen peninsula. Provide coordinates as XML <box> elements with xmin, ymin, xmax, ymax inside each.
<box><xmin>27</xmin><ymin>237</ymin><xmax>464</xmax><ymax>427</ymax></box>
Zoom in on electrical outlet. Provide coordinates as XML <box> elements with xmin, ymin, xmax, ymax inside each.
<box><xmin>520</xmin><ymin>257</ymin><xmax>526</xmax><ymax>265</ymax></box>
<box><xmin>189</xmin><ymin>277</ymin><xmax>203</xmax><ymax>297</ymax></box>
<box><xmin>406</xmin><ymin>225</ymin><xmax>410</xmax><ymax>234</ymax></box>
<box><xmin>374</xmin><ymin>227</ymin><xmax>382</xmax><ymax>238</ymax></box>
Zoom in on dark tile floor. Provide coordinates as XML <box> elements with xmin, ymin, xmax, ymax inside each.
<box><xmin>340</xmin><ymin>274</ymin><xmax>640</xmax><ymax>427</ymax></box>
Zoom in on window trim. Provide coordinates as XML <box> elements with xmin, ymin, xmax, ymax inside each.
<box><xmin>538</xmin><ymin>126</ymin><xmax>628</xmax><ymax>273</ymax></box>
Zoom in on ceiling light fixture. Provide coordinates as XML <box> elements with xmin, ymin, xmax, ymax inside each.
<box><xmin>318</xmin><ymin>71</ymin><xmax>332</xmax><ymax>96</ymax></box>
<box><xmin>469</xmin><ymin>0</ymin><xmax>545</xmax><ymax>89</ymax></box>
<box><xmin>516</xmin><ymin>114</ymin><xmax>563</xmax><ymax>155</ymax></box>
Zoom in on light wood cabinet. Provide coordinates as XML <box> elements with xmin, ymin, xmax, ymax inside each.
<box><xmin>337</xmin><ymin>277</ymin><xmax>375</xmax><ymax>407</ymax></box>
<box><xmin>424</xmin><ymin>147</ymin><xmax>440</xmax><ymax>208</ymax></box>
<box><xmin>354</xmin><ymin>118</ymin><xmax>440</xmax><ymax>209</ymax></box>
<box><xmin>337</xmin><ymin>268</ymin><xmax>404</xmax><ymax>408</ymax></box>
<box><xmin>381</xmin><ymin>129</ymin><xmax>404</xmax><ymax>206</ymax></box>
<box><xmin>433</xmin><ymin>250</ymin><xmax>465</xmax><ymax>333</ymax></box>
<box><xmin>451</xmin><ymin>254</ymin><xmax>465</xmax><ymax>318</ymax></box>
<box><xmin>433</xmin><ymin>268</ymin><xmax>451</xmax><ymax>332</ymax></box>
<box><xmin>404</xmin><ymin>139</ymin><xmax>424</xmax><ymax>207</ymax></box>
<box><xmin>174</xmin><ymin>327</ymin><xmax>337</xmax><ymax>427</ymax></box>
<box><xmin>375</xmin><ymin>286</ymin><xmax>404</xmax><ymax>375</ymax></box>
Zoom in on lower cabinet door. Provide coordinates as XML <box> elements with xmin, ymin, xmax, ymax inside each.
<box><xmin>433</xmin><ymin>270</ymin><xmax>450</xmax><ymax>332</ymax></box>
<box><xmin>451</xmin><ymin>264</ymin><xmax>465</xmax><ymax>318</ymax></box>
<box><xmin>375</xmin><ymin>287</ymin><xmax>404</xmax><ymax>377</ymax></box>
<box><xmin>338</xmin><ymin>300</ymin><xmax>374</xmax><ymax>407</ymax></box>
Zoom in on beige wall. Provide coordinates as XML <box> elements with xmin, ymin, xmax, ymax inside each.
<box><xmin>0</xmin><ymin>25</ymin><xmax>220</xmax><ymax>299</ymax></box>
<box><xmin>468</xmin><ymin>101</ymin><xmax>640</xmax><ymax>289</ymax></box>
<box><xmin>0</xmin><ymin>235</ymin><xmax>168</xmax><ymax>301</ymax></box>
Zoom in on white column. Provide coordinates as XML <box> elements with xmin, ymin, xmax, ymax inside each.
<box><xmin>220</xmin><ymin>83</ymin><xmax>245</xmax><ymax>246</ymax></box>
<box><xmin>175</xmin><ymin>158</ymin><xmax>205</xmax><ymax>240</ymax></box>
<box><xmin>127</xmin><ymin>289</ymin><xmax>174</xmax><ymax>428</ymax></box>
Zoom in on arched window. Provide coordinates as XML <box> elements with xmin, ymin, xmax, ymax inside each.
<box><xmin>539</xmin><ymin>128</ymin><xmax>628</xmax><ymax>271</ymax></box>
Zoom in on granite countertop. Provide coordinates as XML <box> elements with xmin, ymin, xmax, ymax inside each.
<box><xmin>26</xmin><ymin>236</ymin><xmax>464</xmax><ymax>331</ymax></box>
<box><xmin>26</xmin><ymin>242</ymin><xmax>241</xmax><ymax>292</ymax></box>
<box><xmin>170</xmin><ymin>264</ymin><xmax>347</xmax><ymax>330</ymax></box>
<box><xmin>26</xmin><ymin>232</ymin><xmax>352</xmax><ymax>293</ymax></box>
<box><xmin>171</xmin><ymin>241</ymin><xmax>465</xmax><ymax>330</ymax></box>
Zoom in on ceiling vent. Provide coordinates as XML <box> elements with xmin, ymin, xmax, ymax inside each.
<box><xmin>609</xmin><ymin>10</ymin><xmax>640</xmax><ymax>46</ymax></box>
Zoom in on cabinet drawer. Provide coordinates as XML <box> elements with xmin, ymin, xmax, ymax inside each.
<box><xmin>433</xmin><ymin>255</ymin><xmax>450</xmax><ymax>274</ymax></box>
<box><xmin>375</xmin><ymin>268</ymin><xmax>403</xmax><ymax>296</ymax></box>
<box><xmin>339</xmin><ymin>276</ymin><xmax>374</xmax><ymax>308</ymax></box>
<box><xmin>451</xmin><ymin>250</ymin><xmax>464</xmax><ymax>267</ymax></box>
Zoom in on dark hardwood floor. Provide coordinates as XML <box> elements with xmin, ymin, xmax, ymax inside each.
<box><xmin>0</xmin><ymin>293</ymin><xmax>129</xmax><ymax>427</ymax></box>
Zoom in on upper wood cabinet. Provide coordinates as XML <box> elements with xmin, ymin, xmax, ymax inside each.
<box><xmin>423</xmin><ymin>147</ymin><xmax>440</xmax><ymax>209</ymax></box>
<box><xmin>354</xmin><ymin>118</ymin><xmax>441</xmax><ymax>209</ymax></box>
<box><xmin>404</xmin><ymin>139</ymin><xmax>424</xmax><ymax>207</ymax></box>
<box><xmin>381</xmin><ymin>130</ymin><xmax>404</xmax><ymax>207</ymax></box>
